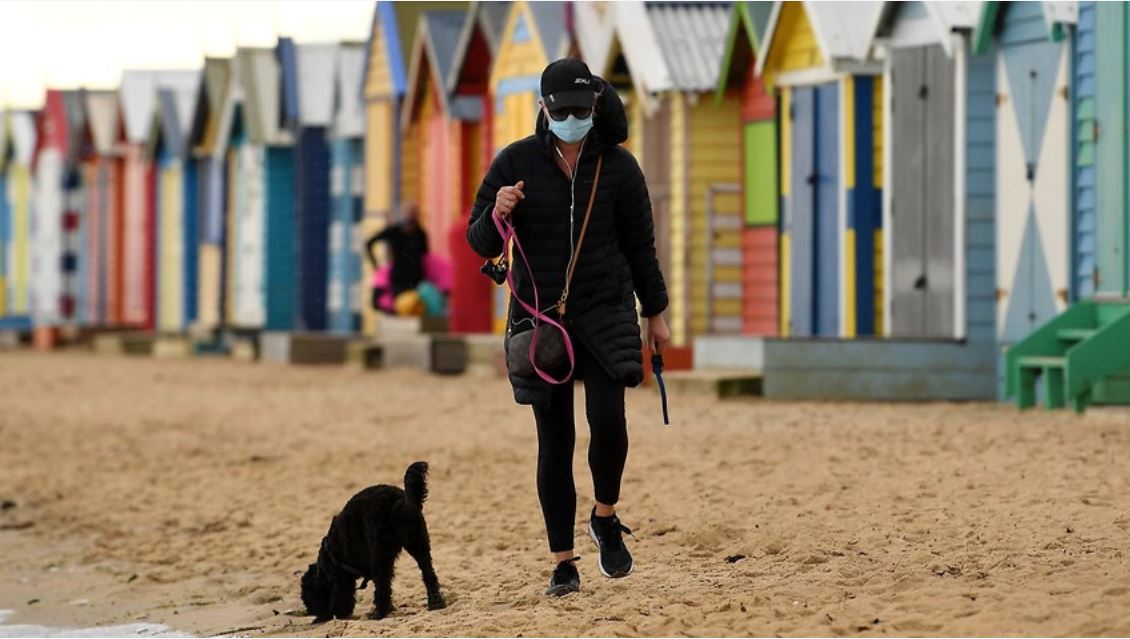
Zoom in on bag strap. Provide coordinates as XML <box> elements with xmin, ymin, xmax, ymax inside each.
<box><xmin>556</xmin><ymin>154</ymin><xmax>604</xmax><ymax>318</ymax></box>
<box><xmin>492</xmin><ymin>208</ymin><xmax>576</xmax><ymax>385</ymax></box>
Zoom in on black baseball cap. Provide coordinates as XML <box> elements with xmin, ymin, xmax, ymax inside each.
<box><xmin>540</xmin><ymin>58</ymin><xmax>596</xmax><ymax>109</ymax></box>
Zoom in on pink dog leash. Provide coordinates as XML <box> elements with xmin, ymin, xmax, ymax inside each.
<box><xmin>492</xmin><ymin>207</ymin><xmax>576</xmax><ymax>385</ymax></box>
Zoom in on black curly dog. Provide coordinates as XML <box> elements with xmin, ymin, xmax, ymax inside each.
<box><xmin>301</xmin><ymin>462</ymin><xmax>446</xmax><ymax>622</ymax></box>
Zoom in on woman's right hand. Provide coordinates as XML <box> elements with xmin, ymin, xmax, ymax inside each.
<box><xmin>494</xmin><ymin>180</ymin><xmax>525</xmax><ymax>218</ymax></box>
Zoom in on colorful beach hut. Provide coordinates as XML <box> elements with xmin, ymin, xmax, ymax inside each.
<box><xmin>119</xmin><ymin>70</ymin><xmax>200</xmax><ymax>330</ymax></box>
<box><xmin>147</xmin><ymin>79</ymin><xmax>201</xmax><ymax>334</ymax></box>
<box><xmin>401</xmin><ymin>10</ymin><xmax>469</xmax><ymax>266</ymax></box>
<box><xmin>189</xmin><ymin>58</ymin><xmax>233</xmax><ymax>334</ymax></box>
<box><xmin>868</xmin><ymin>1</ymin><xmax>995</xmax><ymax>342</ymax></box>
<box><xmin>446</xmin><ymin>1</ymin><xmax>510</xmax><ymax>334</ymax></box>
<box><xmin>756</xmin><ymin>0</ymin><xmax>885</xmax><ymax>338</ymax></box>
<box><xmin>61</xmin><ymin>91</ymin><xmax>91</xmax><ymax>327</ymax></box>
<box><xmin>970</xmin><ymin>2</ymin><xmax>1076</xmax><ymax>360</ymax></box>
<box><xmin>213</xmin><ymin>47</ymin><xmax>293</xmax><ymax>332</ymax></box>
<box><xmin>279</xmin><ymin>41</ymin><xmax>339</xmax><ymax>332</ymax></box>
<box><xmin>716</xmin><ymin>1</ymin><xmax>779</xmax><ymax>336</ymax></box>
<box><xmin>599</xmin><ymin>1</ymin><xmax>743</xmax><ymax>346</ymax></box>
<box><xmin>327</xmin><ymin>43</ymin><xmax>367</xmax><ymax>334</ymax></box>
<box><xmin>0</xmin><ymin>110</ymin><xmax>36</xmax><ymax>329</ymax></box>
<box><xmin>363</xmin><ymin>1</ymin><xmax>464</xmax><ymax>334</ymax></box>
<box><xmin>81</xmin><ymin>90</ymin><xmax>122</xmax><ymax>327</ymax></box>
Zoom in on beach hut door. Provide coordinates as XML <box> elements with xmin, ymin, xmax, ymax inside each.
<box><xmin>788</xmin><ymin>84</ymin><xmax>840</xmax><ymax>337</ymax></box>
<box><xmin>890</xmin><ymin>45</ymin><xmax>956</xmax><ymax>338</ymax></box>
<box><xmin>995</xmin><ymin>37</ymin><xmax>1071</xmax><ymax>344</ymax></box>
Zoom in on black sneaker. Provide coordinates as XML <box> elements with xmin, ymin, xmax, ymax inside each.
<box><xmin>545</xmin><ymin>557</ymin><xmax>581</xmax><ymax>596</ymax></box>
<box><xmin>588</xmin><ymin>508</ymin><xmax>635</xmax><ymax>578</ymax></box>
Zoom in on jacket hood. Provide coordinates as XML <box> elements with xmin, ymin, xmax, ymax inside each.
<box><xmin>535</xmin><ymin>76</ymin><xmax>629</xmax><ymax>151</ymax></box>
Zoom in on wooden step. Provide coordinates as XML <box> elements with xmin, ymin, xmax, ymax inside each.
<box><xmin>1017</xmin><ymin>355</ymin><xmax>1066</xmax><ymax>369</ymax></box>
<box><xmin>659</xmin><ymin>369</ymin><xmax>762</xmax><ymax>399</ymax></box>
<box><xmin>259</xmin><ymin>332</ymin><xmax>349</xmax><ymax>365</ymax></box>
<box><xmin>1056</xmin><ymin>328</ymin><xmax>1097</xmax><ymax>342</ymax></box>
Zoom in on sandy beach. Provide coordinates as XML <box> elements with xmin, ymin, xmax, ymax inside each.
<box><xmin>2</xmin><ymin>350</ymin><xmax>1130</xmax><ymax>637</ymax></box>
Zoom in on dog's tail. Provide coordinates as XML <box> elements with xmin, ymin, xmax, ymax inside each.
<box><xmin>404</xmin><ymin>461</ymin><xmax>429</xmax><ymax>505</ymax></box>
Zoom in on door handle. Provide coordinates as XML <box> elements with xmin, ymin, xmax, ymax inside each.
<box><xmin>914</xmin><ymin>275</ymin><xmax>927</xmax><ymax>290</ymax></box>
<box><xmin>806</xmin><ymin>173</ymin><xmax>817</xmax><ymax>185</ymax></box>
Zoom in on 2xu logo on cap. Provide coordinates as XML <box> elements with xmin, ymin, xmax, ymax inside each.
<box><xmin>574</xmin><ymin>78</ymin><xmax>591</xmax><ymax>85</ymax></box>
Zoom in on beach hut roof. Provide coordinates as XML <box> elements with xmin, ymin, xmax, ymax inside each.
<box><xmin>7</xmin><ymin>110</ymin><xmax>38</xmax><ymax>167</ymax></box>
<box><xmin>84</xmin><ymin>90</ymin><xmax>120</xmax><ymax>156</ymax></box>
<box><xmin>61</xmin><ymin>90</ymin><xmax>89</xmax><ymax>164</ymax></box>
<box><xmin>241</xmin><ymin>47</ymin><xmax>290</xmax><ymax>145</ymax></box>
<box><xmin>296</xmin><ymin>44</ymin><xmax>339</xmax><ymax>127</ymax></box>
<box><xmin>0</xmin><ymin>111</ymin><xmax>7</xmax><ymax>169</ymax></box>
<box><xmin>756</xmin><ymin>1</ymin><xmax>884</xmax><ymax>77</ymax></box>
<box><xmin>148</xmin><ymin>74</ymin><xmax>199</xmax><ymax>159</ymax></box>
<box><xmin>120</xmin><ymin>70</ymin><xmax>200</xmax><ymax>144</ymax></box>
<box><xmin>867</xmin><ymin>1</ymin><xmax>983</xmax><ymax>57</ymax></box>
<box><xmin>574</xmin><ymin>2</ymin><xmax>618</xmax><ymax>75</ymax></box>
<box><xmin>363</xmin><ymin>2</ymin><xmax>468</xmax><ymax>100</ymax></box>
<box><xmin>972</xmin><ymin>1</ymin><xmax>1077</xmax><ymax>54</ymax></box>
<box><xmin>189</xmin><ymin>57</ymin><xmax>231</xmax><ymax>155</ymax></box>
<box><xmin>402</xmin><ymin>11</ymin><xmax>468</xmax><ymax>125</ymax></box>
<box><xmin>332</xmin><ymin>43</ymin><xmax>367</xmax><ymax>139</ymax></box>
<box><xmin>35</xmin><ymin>91</ymin><xmax>70</xmax><ymax>162</ymax></box>
<box><xmin>527</xmin><ymin>1</ymin><xmax>572</xmax><ymax>63</ymax></box>
<box><xmin>609</xmin><ymin>1</ymin><xmax>731</xmax><ymax>102</ymax></box>
<box><xmin>715</xmin><ymin>1</ymin><xmax>774</xmax><ymax>97</ymax></box>
<box><xmin>447</xmin><ymin>2</ymin><xmax>510</xmax><ymax>94</ymax></box>
<box><xmin>279</xmin><ymin>41</ymin><xmax>341</xmax><ymax>130</ymax></box>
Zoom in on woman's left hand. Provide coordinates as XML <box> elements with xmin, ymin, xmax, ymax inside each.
<box><xmin>646</xmin><ymin>315</ymin><xmax>671</xmax><ymax>354</ymax></box>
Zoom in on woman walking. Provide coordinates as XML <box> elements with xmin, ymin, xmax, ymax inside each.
<box><xmin>466</xmin><ymin>58</ymin><xmax>670</xmax><ymax>596</ymax></box>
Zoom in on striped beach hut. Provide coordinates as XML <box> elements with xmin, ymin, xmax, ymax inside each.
<box><xmin>30</xmin><ymin>91</ymin><xmax>70</xmax><ymax>329</ymax></box>
<box><xmin>147</xmin><ymin>78</ymin><xmax>201</xmax><ymax>334</ymax></box>
<box><xmin>716</xmin><ymin>1</ymin><xmax>779</xmax><ymax>336</ymax></box>
<box><xmin>756</xmin><ymin>0</ymin><xmax>885</xmax><ymax>338</ymax></box>
<box><xmin>327</xmin><ymin>43</ymin><xmax>367</xmax><ymax>334</ymax></box>
<box><xmin>599</xmin><ymin>2</ymin><xmax>743</xmax><ymax>346</ymax></box>
<box><xmin>0</xmin><ymin>110</ymin><xmax>36</xmax><ymax>329</ymax></box>
<box><xmin>189</xmin><ymin>58</ymin><xmax>233</xmax><ymax>334</ymax></box>
<box><xmin>971</xmin><ymin>2</ymin><xmax>1076</xmax><ymax>363</ymax></box>
<box><xmin>81</xmin><ymin>90</ymin><xmax>122</xmax><ymax>327</ymax></box>
<box><xmin>446</xmin><ymin>1</ymin><xmax>510</xmax><ymax>334</ymax></box>
<box><xmin>867</xmin><ymin>1</ymin><xmax>996</xmax><ymax>342</ymax></box>
<box><xmin>61</xmin><ymin>92</ymin><xmax>91</xmax><ymax>327</ymax></box>
<box><xmin>214</xmin><ymin>47</ymin><xmax>293</xmax><ymax>332</ymax></box>
<box><xmin>120</xmin><ymin>70</ymin><xmax>200</xmax><ymax>330</ymax></box>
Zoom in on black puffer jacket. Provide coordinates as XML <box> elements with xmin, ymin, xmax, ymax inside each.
<box><xmin>466</xmin><ymin>80</ymin><xmax>668</xmax><ymax>406</ymax></box>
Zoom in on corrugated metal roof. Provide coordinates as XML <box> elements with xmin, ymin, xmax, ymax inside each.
<box><xmin>0</xmin><ymin>110</ymin><xmax>7</xmax><ymax>166</ymax></box>
<box><xmin>61</xmin><ymin>90</ymin><xmax>87</xmax><ymax>163</ymax></box>
<box><xmin>332</xmin><ymin>43</ymin><xmax>367</xmax><ymax>139</ymax></box>
<box><xmin>120</xmin><ymin>70</ymin><xmax>200</xmax><ymax>144</ymax></box>
<box><xmin>528</xmin><ymin>1</ymin><xmax>571</xmax><ymax>62</ymax></box>
<box><xmin>647</xmin><ymin>2</ymin><xmax>732</xmax><ymax>92</ymax></box>
<box><xmin>427</xmin><ymin>11</ymin><xmax>467</xmax><ymax>89</ymax></box>
<box><xmin>447</xmin><ymin>1</ymin><xmax>511</xmax><ymax>94</ymax></box>
<box><xmin>613</xmin><ymin>1</ymin><xmax>674</xmax><ymax>95</ymax></box>
<box><xmin>157</xmin><ymin>89</ymin><xmax>188</xmax><ymax>157</ymax></box>
<box><xmin>83</xmin><ymin>90</ymin><xmax>120</xmax><ymax>156</ymax></box>
<box><xmin>296</xmin><ymin>44</ymin><xmax>339</xmax><ymax>127</ymax></box>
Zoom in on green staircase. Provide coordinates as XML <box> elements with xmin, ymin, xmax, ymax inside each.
<box><xmin>1006</xmin><ymin>301</ymin><xmax>1130</xmax><ymax>413</ymax></box>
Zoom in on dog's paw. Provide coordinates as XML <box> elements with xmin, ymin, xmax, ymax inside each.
<box><xmin>427</xmin><ymin>595</ymin><xmax>447</xmax><ymax>611</ymax></box>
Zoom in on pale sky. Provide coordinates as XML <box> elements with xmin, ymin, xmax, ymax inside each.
<box><xmin>0</xmin><ymin>1</ymin><xmax>375</xmax><ymax>108</ymax></box>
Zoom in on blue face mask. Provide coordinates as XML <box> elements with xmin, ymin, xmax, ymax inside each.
<box><xmin>548</xmin><ymin>114</ymin><xmax>593</xmax><ymax>144</ymax></box>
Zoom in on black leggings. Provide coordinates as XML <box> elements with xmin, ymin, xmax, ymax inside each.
<box><xmin>532</xmin><ymin>341</ymin><xmax>628</xmax><ymax>553</ymax></box>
